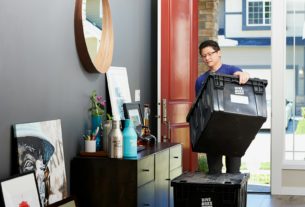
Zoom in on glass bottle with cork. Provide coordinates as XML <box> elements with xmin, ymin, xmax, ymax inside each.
<box><xmin>139</xmin><ymin>104</ymin><xmax>156</xmax><ymax>146</ymax></box>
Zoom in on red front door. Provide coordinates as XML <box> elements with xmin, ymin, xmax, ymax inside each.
<box><xmin>160</xmin><ymin>0</ymin><xmax>198</xmax><ymax>172</ymax></box>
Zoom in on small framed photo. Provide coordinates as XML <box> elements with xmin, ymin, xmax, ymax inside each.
<box><xmin>123</xmin><ymin>103</ymin><xmax>143</xmax><ymax>135</ymax></box>
<box><xmin>0</xmin><ymin>171</ymin><xmax>42</xmax><ymax>207</ymax></box>
<box><xmin>47</xmin><ymin>196</ymin><xmax>77</xmax><ymax>207</ymax></box>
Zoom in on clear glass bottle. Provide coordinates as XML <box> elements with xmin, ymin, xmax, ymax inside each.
<box><xmin>140</xmin><ymin>104</ymin><xmax>156</xmax><ymax>145</ymax></box>
<box><xmin>142</xmin><ymin>104</ymin><xmax>151</xmax><ymax>137</ymax></box>
<box><xmin>108</xmin><ymin>119</ymin><xmax>123</xmax><ymax>158</ymax></box>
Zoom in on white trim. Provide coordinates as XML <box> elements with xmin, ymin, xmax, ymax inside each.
<box><xmin>157</xmin><ymin>0</ymin><xmax>161</xmax><ymax>142</ymax></box>
<box><xmin>271</xmin><ymin>0</ymin><xmax>286</xmax><ymax>195</ymax></box>
<box><xmin>282</xmin><ymin>161</ymin><xmax>305</xmax><ymax>170</ymax></box>
<box><xmin>280</xmin><ymin>187</ymin><xmax>305</xmax><ymax>196</ymax></box>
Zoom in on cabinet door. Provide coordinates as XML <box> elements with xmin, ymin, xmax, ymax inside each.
<box><xmin>169</xmin><ymin>167</ymin><xmax>182</xmax><ymax>207</ymax></box>
<box><xmin>155</xmin><ymin>149</ymin><xmax>170</xmax><ymax>207</ymax></box>
<box><xmin>170</xmin><ymin>144</ymin><xmax>182</xmax><ymax>171</ymax></box>
<box><xmin>138</xmin><ymin>181</ymin><xmax>155</xmax><ymax>207</ymax></box>
<box><xmin>138</xmin><ymin>155</ymin><xmax>155</xmax><ymax>187</ymax></box>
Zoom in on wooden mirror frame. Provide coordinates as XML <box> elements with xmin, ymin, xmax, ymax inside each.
<box><xmin>74</xmin><ymin>0</ymin><xmax>114</xmax><ymax>73</ymax></box>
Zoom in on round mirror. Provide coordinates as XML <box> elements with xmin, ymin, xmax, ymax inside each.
<box><xmin>75</xmin><ymin>0</ymin><xmax>114</xmax><ymax>73</ymax></box>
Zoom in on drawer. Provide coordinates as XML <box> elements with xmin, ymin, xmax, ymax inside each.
<box><xmin>155</xmin><ymin>149</ymin><xmax>169</xmax><ymax>180</ymax></box>
<box><xmin>170</xmin><ymin>166</ymin><xmax>182</xmax><ymax>180</ymax></box>
<box><xmin>170</xmin><ymin>144</ymin><xmax>182</xmax><ymax>171</ymax></box>
<box><xmin>138</xmin><ymin>181</ymin><xmax>155</xmax><ymax>207</ymax></box>
<box><xmin>138</xmin><ymin>155</ymin><xmax>154</xmax><ymax>187</ymax></box>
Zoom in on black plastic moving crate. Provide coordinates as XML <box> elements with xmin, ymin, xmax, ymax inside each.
<box><xmin>171</xmin><ymin>172</ymin><xmax>249</xmax><ymax>207</ymax></box>
<box><xmin>186</xmin><ymin>73</ymin><xmax>267</xmax><ymax>156</ymax></box>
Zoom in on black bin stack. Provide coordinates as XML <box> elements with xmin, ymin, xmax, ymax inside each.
<box><xmin>186</xmin><ymin>73</ymin><xmax>268</xmax><ymax>156</ymax></box>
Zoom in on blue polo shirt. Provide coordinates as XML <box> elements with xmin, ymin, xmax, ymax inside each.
<box><xmin>195</xmin><ymin>64</ymin><xmax>242</xmax><ymax>96</ymax></box>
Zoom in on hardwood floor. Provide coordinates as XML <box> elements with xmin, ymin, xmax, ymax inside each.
<box><xmin>247</xmin><ymin>194</ymin><xmax>305</xmax><ymax>207</ymax></box>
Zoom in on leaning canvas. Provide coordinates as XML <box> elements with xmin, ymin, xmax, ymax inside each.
<box><xmin>14</xmin><ymin>119</ymin><xmax>67</xmax><ymax>207</ymax></box>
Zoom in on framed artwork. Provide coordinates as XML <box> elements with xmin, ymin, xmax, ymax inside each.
<box><xmin>0</xmin><ymin>171</ymin><xmax>42</xmax><ymax>207</ymax></box>
<box><xmin>106</xmin><ymin>66</ymin><xmax>132</xmax><ymax>120</ymax></box>
<box><xmin>123</xmin><ymin>103</ymin><xmax>143</xmax><ymax>136</ymax></box>
<box><xmin>14</xmin><ymin>119</ymin><xmax>67</xmax><ymax>206</ymax></box>
<box><xmin>47</xmin><ymin>196</ymin><xmax>77</xmax><ymax>207</ymax></box>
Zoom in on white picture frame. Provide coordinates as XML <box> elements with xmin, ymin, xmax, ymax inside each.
<box><xmin>0</xmin><ymin>171</ymin><xmax>42</xmax><ymax>207</ymax></box>
<box><xmin>106</xmin><ymin>66</ymin><xmax>132</xmax><ymax>120</ymax></box>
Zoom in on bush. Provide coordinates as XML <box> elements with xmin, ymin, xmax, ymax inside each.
<box><xmin>198</xmin><ymin>154</ymin><xmax>209</xmax><ymax>173</ymax></box>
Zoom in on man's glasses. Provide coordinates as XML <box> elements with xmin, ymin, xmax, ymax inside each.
<box><xmin>201</xmin><ymin>50</ymin><xmax>217</xmax><ymax>58</ymax></box>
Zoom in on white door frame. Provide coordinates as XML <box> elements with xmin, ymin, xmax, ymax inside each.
<box><xmin>271</xmin><ymin>0</ymin><xmax>286</xmax><ymax>195</ymax></box>
<box><xmin>157</xmin><ymin>0</ymin><xmax>161</xmax><ymax>141</ymax></box>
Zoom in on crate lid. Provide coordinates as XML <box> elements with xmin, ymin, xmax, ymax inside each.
<box><xmin>171</xmin><ymin>172</ymin><xmax>249</xmax><ymax>187</ymax></box>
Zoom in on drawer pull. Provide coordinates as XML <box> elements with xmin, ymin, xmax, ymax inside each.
<box><xmin>143</xmin><ymin>204</ymin><xmax>150</xmax><ymax>206</ymax></box>
<box><xmin>173</xmin><ymin>156</ymin><xmax>179</xmax><ymax>159</ymax></box>
<box><xmin>142</xmin><ymin>169</ymin><xmax>150</xmax><ymax>172</ymax></box>
<box><xmin>165</xmin><ymin>178</ymin><xmax>170</xmax><ymax>181</ymax></box>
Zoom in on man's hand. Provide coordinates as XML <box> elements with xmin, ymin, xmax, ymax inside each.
<box><xmin>233</xmin><ymin>71</ymin><xmax>250</xmax><ymax>84</ymax></box>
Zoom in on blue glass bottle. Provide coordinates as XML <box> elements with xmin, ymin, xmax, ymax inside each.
<box><xmin>123</xmin><ymin>119</ymin><xmax>138</xmax><ymax>158</ymax></box>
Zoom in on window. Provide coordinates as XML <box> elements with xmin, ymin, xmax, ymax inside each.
<box><xmin>284</xmin><ymin>0</ymin><xmax>305</xmax><ymax>161</ymax></box>
<box><xmin>247</xmin><ymin>0</ymin><xmax>271</xmax><ymax>26</ymax></box>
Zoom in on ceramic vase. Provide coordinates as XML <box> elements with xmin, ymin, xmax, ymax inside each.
<box><xmin>91</xmin><ymin>115</ymin><xmax>102</xmax><ymax>151</ymax></box>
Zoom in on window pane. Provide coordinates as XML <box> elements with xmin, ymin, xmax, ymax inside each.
<box><xmin>285</xmin><ymin>152</ymin><xmax>293</xmax><ymax>160</ymax></box>
<box><xmin>285</xmin><ymin>0</ymin><xmax>305</xmax><ymax>161</ymax></box>
<box><xmin>248</xmin><ymin>1</ymin><xmax>270</xmax><ymax>26</ymax></box>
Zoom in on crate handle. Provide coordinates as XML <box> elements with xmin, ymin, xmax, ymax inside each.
<box><xmin>252</xmin><ymin>80</ymin><xmax>265</xmax><ymax>94</ymax></box>
<box><xmin>213</xmin><ymin>74</ymin><xmax>224</xmax><ymax>89</ymax></box>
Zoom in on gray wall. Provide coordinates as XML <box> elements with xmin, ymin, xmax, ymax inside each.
<box><xmin>0</xmin><ymin>0</ymin><xmax>157</xmax><ymax>191</ymax></box>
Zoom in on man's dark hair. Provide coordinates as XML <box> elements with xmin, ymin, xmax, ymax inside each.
<box><xmin>199</xmin><ymin>40</ymin><xmax>220</xmax><ymax>56</ymax></box>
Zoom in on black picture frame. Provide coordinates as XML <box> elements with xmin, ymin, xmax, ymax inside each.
<box><xmin>0</xmin><ymin>171</ymin><xmax>42</xmax><ymax>207</ymax></box>
<box><xmin>123</xmin><ymin>103</ymin><xmax>143</xmax><ymax>135</ymax></box>
<box><xmin>47</xmin><ymin>196</ymin><xmax>77</xmax><ymax>207</ymax></box>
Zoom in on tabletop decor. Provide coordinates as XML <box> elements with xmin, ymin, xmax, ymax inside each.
<box><xmin>14</xmin><ymin>119</ymin><xmax>67</xmax><ymax>206</ymax></box>
<box><xmin>83</xmin><ymin>127</ymin><xmax>99</xmax><ymax>153</ymax></box>
<box><xmin>106</xmin><ymin>66</ymin><xmax>132</xmax><ymax>120</ymax></box>
<box><xmin>89</xmin><ymin>90</ymin><xmax>108</xmax><ymax>151</ymax></box>
<box><xmin>0</xmin><ymin>171</ymin><xmax>42</xmax><ymax>207</ymax></box>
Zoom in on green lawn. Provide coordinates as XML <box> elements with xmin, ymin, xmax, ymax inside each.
<box><xmin>198</xmin><ymin>156</ymin><xmax>271</xmax><ymax>185</ymax></box>
<box><xmin>296</xmin><ymin>119</ymin><xmax>305</xmax><ymax>135</ymax></box>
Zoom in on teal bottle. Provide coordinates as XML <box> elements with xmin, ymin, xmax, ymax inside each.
<box><xmin>123</xmin><ymin>119</ymin><xmax>138</xmax><ymax>158</ymax></box>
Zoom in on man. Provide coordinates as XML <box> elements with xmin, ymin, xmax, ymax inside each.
<box><xmin>196</xmin><ymin>40</ymin><xmax>250</xmax><ymax>174</ymax></box>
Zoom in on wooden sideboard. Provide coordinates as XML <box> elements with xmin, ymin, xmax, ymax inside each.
<box><xmin>71</xmin><ymin>143</ymin><xmax>182</xmax><ymax>207</ymax></box>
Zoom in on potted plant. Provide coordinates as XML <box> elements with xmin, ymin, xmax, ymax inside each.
<box><xmin>89</xmin><ymin>90</ymin><xmax>108</xmax><ymax>151</ymax></box>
